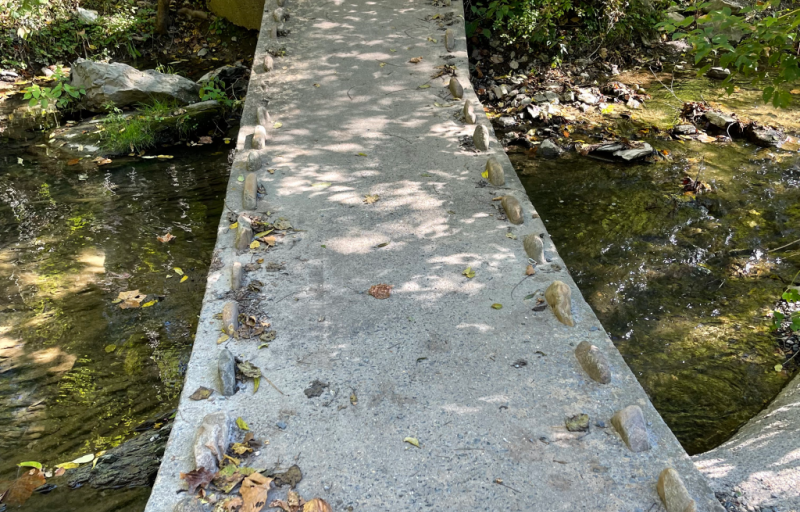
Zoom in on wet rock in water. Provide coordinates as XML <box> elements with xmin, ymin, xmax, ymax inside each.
<box><xmin>231</xmin><ymin>262</ymin><xmax>243</xmax><ymax>290</ymax></box>
<box><xmin>614</xmin><ymin>142</ymin><xmax>653</xmax><ymax>161</ymax></box>
<box><xmin>449</xmin><ymin>77</ymin><xmax>464</xmax><ymax>99</ymax></box>
<box><xmin>706</xmin><ymin>67</ymin><xmax>731</xmax><ymax>80</ymax></box>
<box><xmin>444</xmin><ymin>28</ymin><xmax>455</xmax><ymax>52</ymax></box>
<box><xmin>235</xmin><ymin>217</ymin><xmax>253</xmax><ymax>251</ymax></box>
<box><xmin>194</xmin><ymin>412</ymin><xmax>232</xmax><ymax>473</ymax></box>
<box><xmin>463</xmin><ymin>100</ymin><xmax>476</xmax><ymax>124</ymax></box>
<box><xmin>197</xmin><ymin>62</ymin><xmax>247</xmax><ymax>85</ymax></box>
<box><xmin>545</xmin><ymin>281</ymin><xmax>574</xmax><ymax>326</ymax></box>
<box><xmin>574</xmin><ymin>341</ymin><xmax>611</xmax><ymax>384</ymax></box>
<box><xmin>523</xmin><ymin>234</ymin><xmax>545</xmax><ymax>264</ymax></box>
<box><xmin>501</xmin><ymin>195</ymin><xmax>524</xmax><ymax>225</ymax></box>
<box><xmin>71</xmin><ymin>58</ymin><xmax>200</xmax><ymax>111</ymax></box>
<box><xmin>257</xmin><ymin>106</ymin><xmax>271</xmax><ymax>129</ymax></box>
<box><xmin>611</xmin><ymin>405</ymin><xmax>651</xmax><ymax>452</ymax></box>
<box><xmin>745</xmin><ymin>124</ymin><xmax>786</xmax><ymax>148</ymax></box>
<box><xmin>77</xmin><ymin>7</ymin><xmax>98</xmax><ymax>24</ymax></box>
<box><xmin>672</xmin><ymin>124</ymin><xmax>697</xmax><ymax>136</ymax></box>
<box><xmin>69</xmin><ymin>415</ymin><xmax>172</xmax><ymax>489</ymax></box>
<box><xmin>252</xmin><ymin>125</ymin><xmax>268</xmax><ymax>150</ymax></box>
<box><xmin>566</xmin><ymin>413</ymin><xmax>590</xmax><ymax>432</ymax></box>
<box><xmin>485</xmin><ymin>157</ymin><xmax>505</xmax><ymax>186</ymax></box>
<box><xmin>473</xmin><ymin>124</ymin><xmax>490</xmax><ymax>151</ymax></box>
<box><xmin>222</xmin><ymin>301</ymin><xmax>239</xmax><ymax>335</ymax></box>
<box><xmin>243</xmin><ymin>173</ymin><xmax>258</xmax><ymax>210</ymax></box>
<box><xmin>247</xmin><ymin>151</ymin><xmax>261</xmax><ymax>172</ymax></box>
<box><xmin>657</xmin><ymin>468</ymin><xmax>697</xmax><ymax>512</ymax></box>
<box><xmin>173</xmin><ymin>498</ymin><xmax>207</xmax><ymax>512</ymax></box>
<box><xmin>218</xmin><ymin>348</ymin><xmax>237</xmax><ymax>396</ymax></box>
<box><xmin>704</xmin><ymin>111</ymin><xmax>737</xmax><ymax>129</ymax></box>
<box><xmin>264</xmin><ymin>54</ymin><xmax>274</xmax><ymax>72</ymax></box>
<box><xmin>539</xmin><ymin>139</ymin><xmax>563</xmax><ymax>158</ymax></box>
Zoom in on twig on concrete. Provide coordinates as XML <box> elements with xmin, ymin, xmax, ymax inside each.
<box><xmin>510</xmin><ymin>274</ymin><xmax>534</xmax><ymax>299</ymax></box>
<box><xmin>493</xmin><ymin>479</ymin><xmax>520</xmax><ymax>494</ymax></box>
<box><xmin>264</xmin><ymin>375</ymin><xmax>285</xmax><ymax>395</ymax></box>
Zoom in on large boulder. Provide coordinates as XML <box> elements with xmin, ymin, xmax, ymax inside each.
<box><xmin>71</xmin><ymin>58</ymin><xmax>201</xmax><ymax>111</ymax></box>
<box><xmin>208</xmin><ymin>0</ymin><xmax>266</xmax><ymax>30</ymax></box>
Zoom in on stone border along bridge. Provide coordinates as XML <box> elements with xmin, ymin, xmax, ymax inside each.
<box><xmin>146</xmin><ymin>1</ymin><xmax>730</xmax><ymax>511</ymax></box>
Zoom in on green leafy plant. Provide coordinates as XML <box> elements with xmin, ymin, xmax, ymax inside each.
<box><xmin>772</xmin><ymin>275</ymin><xmax>800</xmax><ymax>333</ymax></box>
<box><xmin>659</xmin><ymin>0</ymin><xmax>800</xmax><ymax>107</ymax></box>
<box><xmin>22</xmin><ymin>67</ymin><xmax>85</xmax><ymax>115</ymax></box>
<box><xmin>199</xmin><ymin>77</ymin><xmax>239</xmax><ymax>109</ymax></box>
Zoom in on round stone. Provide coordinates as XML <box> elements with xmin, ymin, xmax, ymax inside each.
<box><xmin>473</xmin><ymin>124</ymin><xmax>489</xmax><ymax>151</ymax></box>
<box><xmin>257</xmin><ymin>106</ymin><xmax>271</xmax><ymax>129</ymax></box>
<box><xmin>247</xmin><ymin>151</ymin><xmax>261</xmax><ymax>172</ymax></box>
<box><xmin>243</xmin><ymin>173</ymin><xmax>258</xmax><ymax>210</ymax></box>
<box><xmin>444</xmin><ymin>28</ymin><xmax>455</xmax><ymax>52</ymax></box>
<box><xmin>252</xmin><ymin>125</ymin><xmax>268</xmax><ymax>150</ymax></box>
<box><xmin>485</xmin><ymin>157</ymin><xmax>504</xmax><ymax>186</ymax></box>
<box><xmin>264</xmin><ymin>54</ymin><xmax>274</xmax><ymax>72</ymax></box>
<box><xmin>449</xmin><ymin>77</ymin><xmax>464</xmax><ymax>99</ymax></box>
<box><xmin>273</xmin><ymin>7</ymin><xmax>284</xmax><ymax>21</ymax></box>
<box><xmin>611</xmin><ymin>405</ymin><xmax>651</xmax><ymax>452</ymax></box>
<box><xmin>463</xmin><ymin>99</ymin><xmax>476</xmax><ymax>124</ymax></box>
<box><xmin>523</xmin><ymin>233</ymin><xmax>545</xmax><ymax>265</ymax></box>
<box><xmin>501</xmin><ymin>195</ymin><xmax>523</xmax><ymax>225</ymax></box>
<box><xmin>545</xmin><ymin>280</ymin><xmax>574</xmax><ymax>326</ymax></box>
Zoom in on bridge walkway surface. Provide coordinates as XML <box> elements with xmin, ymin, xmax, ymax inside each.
<box><xmin>145</xmin><ymin>0</ymin><xmax>724</xmax><ymax>510</ymax></box>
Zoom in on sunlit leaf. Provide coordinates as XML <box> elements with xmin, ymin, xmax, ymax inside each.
<box><xmin>403</xmin><ymin>437</ymin><xmax>420</xmax><ymax>448</ymax></box>
<box><xmin>236</xmin><ymin>417</ymin><xmax>250</xmax><ymax>430</ymax></box>
<box><xmin>173</xmin><ymin>267</ymin><xmax>184</xmax><ymax>276</ymax></box>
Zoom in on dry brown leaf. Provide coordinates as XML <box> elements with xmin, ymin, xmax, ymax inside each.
<box><xmin>157</xmin><ymin>233</ymin><xmax>176</xmax><ymax>243</ymax></box>
<box><xmin>363</xmin><ymin>194</ymin><xmax>380</xmax><ymax>204</ymax></box>
<box><xmin>303</xmin><ymin>498</ymin><xmax>332</xmax><ymax>512</ymax></box>
<box><xmin>368</xmin><ymin>284</ymin><xmax>393</xmax><ymax>299</ymax></box>
<box><xmin>223</xmin><ymin>497</ymin><xmax>244</xmax><ymax>511</ymax></box>
<box><xmin>0</xmin><ymin>469</ymin><xmax>45</xmax><ymax>506</ymax></box>
<box><xmin>241</xmin><ymin>473</ymin><xmax>273</xmax><ymax>512</ymax></box>
<box><xmin>270</xmin><ymin>490</ymin><xmax>305</xmax><ymax>512</ymax></box>
<box><xmin>409</xmin><ymin>56</ymin><xmax>423</xmax><ymax>64</ymax></box>
<box><xmin>179</xmin><ymin>467</ymin><xmax>216</xmax><ymax>494</ymax></box>
<box><xmin>263</xmin><ymin>235</ymin><xmax>277</xmax><ymax>247</ymax></box>
<box><xmin>116</xmin><ymin>289</ymin><xmax>147</xmax><ymax>309</ymax></box>
<box><xmin>67</xmin><ymin>158</ymin><xmax>80</xmax><ymax>166</ymax></box>
<box><xmin>198</xmin><ymin>136</ymin><xmax>213</xmax><ymax>144</ymax></box>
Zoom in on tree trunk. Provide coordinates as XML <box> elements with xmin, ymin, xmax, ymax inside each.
<box><xmin>156</xmin><ymin>0</ymin><xmax>170</xmax><ymax>34</ymax></box>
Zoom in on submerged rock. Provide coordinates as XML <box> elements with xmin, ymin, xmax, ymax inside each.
<box><xmin>539</xmin><ymin>139</ymin><xmax>563</xmax><ymax>158</ymax></box>
<box><xmin>71</xmin><ymin>58</ymin><xmax>200</xmax><ymax>111</ymax></box>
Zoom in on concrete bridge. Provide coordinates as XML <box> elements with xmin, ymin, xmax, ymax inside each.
<box><xmin>142</xmin><ymin>1</ymin><xmax>768</xmax><ymax>510</ymax></box>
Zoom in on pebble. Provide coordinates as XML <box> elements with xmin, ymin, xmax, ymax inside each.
<box><xmin>485</xmin><ymin>157</ymin><xmax>504</xmax><ymax>186</ymax></box>
<box><xmin>657</xmin><ymin>468</ymin><xmax>697</xmax><ymax>512</ymax></box>
<box><xmin>539</xmin><ymin>139</ymin><xmax>563</xmax><ymax>158</ymax></box>
<box><xmin>523</xmin><ymin>234</ymin><xmax>545</xmax><ymax>265</ymax></box>
<box><xmin>444</xmin><ymin>28</ymin><xmax>455</xmax><ymax>52</ymax></box>
<box><xmin>449</xmin><ymin>77</ymin><xmax>463</xmax><ymax>99</ymax></box>
<box><xmin>501</xmin><ymin>195</ymin><xmax>523</xmax><ymax>225</ymax></box>
<box><xmin>575</xmin><ymin>341</ymin><xmax>611</xmax><ymax>384</ymax></box>
<box><xmin>509</xmin><ymin>60</ymin><xmax>519</xmax><ymax>70</ymax></box>
<box><xmin>276</xmin><ymin>421</ymin><xmax>288</xmax><ymax>430</ymax></box>
<box><xmin>231</xmin><ymin>261</ymin><xmax>243</xmax><ymax>290</ymax></box>
<box><xmin>273</xmin><ymin>7</ymin><xmax>284</xmax><ymax>22</ymax></box>
<box><xmin>463</xmin><ymin>99</ymin><xmax>476</xmax><ymax>124</ymax></box>
<box><xmin>243</xmin><ymin>173</ymin><xmax>258</xmax><ymax>210</ymax></box>
<box><xmin>473</xmin><ymin>124</ymin><xmax>490</xmax><ymax>151</ymax></box>
<box><xmin>197</xmin><ymin>48</ymin><xmax>208</xmax><ymax>57</ymax></box>
<box><xmin>247</xmin><ymin>151</ymin><xmax>261</xmax><ymax>172</ymax></box>
<box><xmin>222</xmin><ymin>301</ymin><xmax>239</xmax><ymax>335</ymax></box>
<box><xmin>235</xmin><ymin>216</ymin><xmax>253</xmax><ymax>251</ymax></box>
<box><xmin>611</xmin><ymin>405</ymin><xmax>651</xmax><ymax>452</ymax></box>
<box><xmin>252</xmin><ymin>125</ymin><xmax>268</xmax><ymax>150</ymax></box>
<box><xmin>545</xmin><ymin>281</ymin><xmax>574</xmax><ymax>326</ymax></box>
<box><xmin>194</xmin><ymin>412</ymin><xmax>232</xmax><ymax>472</ymax></box>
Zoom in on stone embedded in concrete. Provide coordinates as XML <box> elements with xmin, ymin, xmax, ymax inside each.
<box><xmin>234</xmin><ymin>216</ymin><xmax>253</xmax><ymax>251</ymax></box>
<box><xmin>222</xmin><ymin>301</ymin><xmax>240</xmax><ymax>335</ymax></box>
<box><xmin>501</xmin><ymin>195</ymin><xmax>523</xmax><ymax>225</ymax></box>
<box><xmin>257</xmin><ymin>106</ymin><xmax>271</xmax><ymax>129</ymax></box>
<box><xmin>247</xmin><ymin>151</ymin><xmax>261</xmax><ymax>172</ymax></box>
<box><xmin>473</xmin><ymin>124</ymin><xmax>490</xmax><ymax>151</ymax></box>
<box><xmin>273</xmin><ymin>7</ymin><xmax>284</xmax><ymax>22</ymax></box>
<box><xmin>523</xmin><ymin>233</ymin><xmax>546</xmax><ymax>265</ymax></box>
<box><xmin>611</xmin><ymin>405</ymin><xmax>651</xmax><ymax>452</ymax></box>
<box><xmin>485</xmin><ymin>157</ymin><xmax>504</xmax><ymax>186</ymax></box>
<box><xmin>243</xmin><ymin>173</ymin><xmax>258</xmax><ymax>210</ymax></box>
<box><xmin>574</xmin><ymin>341</ymin><xmax>611</xmax><ymax>384</ymax></box>
<box><xmin>194</xmin><ymin>412</ymin><xmax>232</xmax><ymax>472</ymax></box>
<box><xmin>545</xmin><ymin>280</ymin><xmax>574</xmax><ymax>326</ymax></box>
<box><xmin>173</xmin><ymin>497</ymin><xmax>206</xmax><ymax>512</ymax></box>
<box><xmin>444</xmin><ymin>28</ymin><xmax>455</xmax><ymax>52</ymax></box>
<box><xmin>218</xmin><ymin>348</ymin><xmax>237</xmax><ymax>396</ymax></box>
<box><xmin>231</xmin><ymin>262</ymin><xmax>243</xmax><ymax>290</ymax></box>
<box><xmin>463</xmin><ymin>99</ymin><xmax>476</xmax><ymax>124</ymax></box>
<box><xmin>658</xmin><ymin>468</ymin><xmax>697</xmax><ymax>512</ymax></box>
<box><xmin>449</xmin><ymin>77</ymin><xmax>463</xmax><ymax>99</ymax></box>
<box><xmin>270</xmin><ymin>25</ymin><xmax>278</xmax><ymax>39</ymax></box>
<box><xmin>207</xmin><ymin>0</ymin><xmax>265</xmax><ymax>30</ymax></box>
<box><xmin>264</xmin><ymin>54</ymin><xmax>274</xmax><ymax>72</ymax></box>
<box><xmin>252</xmin><ymin>125</ymin><xmax>268</xmax><ymax>150</ymax></box>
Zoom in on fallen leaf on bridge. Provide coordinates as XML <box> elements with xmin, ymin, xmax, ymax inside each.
<box><xmin>363</xmin><ymin>194</ymin><xmax>380</xmax><ymax>204</ymax></box>
<box><xmin>404</xmin><ymin>437</ymin><xmax>420</xmax><ymax>448</ymax></box>
<box><xmin>179</xmin><ymin>467</ymin><xmax>216</xmax><ymax>494</ymax></box>
<box><xmin>241</xmin><ymin>473</ymin><xmax>273</xmax><ymax>512</ymax></box>
<box><xmin>368</xmin><ymin>284</ymin><xmax>393</xmax><ymax>299</ymax></box>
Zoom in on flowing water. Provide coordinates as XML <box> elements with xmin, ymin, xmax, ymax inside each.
<box><xmin>512</xmin><ymin>79</ymin><xmax>800</xmax><ymax>453</ymax></box>
<box><xmin>0</xmin><ymin>137</ymin><xmax>230</xmax><ymax>510</ymax></box>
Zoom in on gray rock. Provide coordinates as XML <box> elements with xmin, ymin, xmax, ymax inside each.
<box><xmin>218</xmin><ymin>348</ymin><xmax>237</xmax><ymax>396</ymax></box>
<box><xmin>77</xmin><ymin>7</ymin><xmax>99</xmax><ymax>24</ymax></box>
<box><xmin>539</xmin><ymin>139</ymin><xmax>563</xmax><ymax>159</ymax></box>
<box><xmin>544</xmin><ymin>91</ymin><xmax>559</xmax><ymax>103</ymax></box>
<box><xmin>672</xmin><ymin>124</ymin><xmax>697</xmax><ymax>135</ymax></box>
<box><xmin>501</xmin><ymin>195</ymin><xmax>523</xmax><ymax>225</ymax></box>
<box><xmin>665</xmin><ymin>11</ymin><xmax>685</xmax><ymax>23</ymax></box>
<box><xmin>577</xmin><ymin>89</ymin><xmax>600</xmax><ymax>105</ymax></box>
<box><xmin>706</xmin><ymin>67</ymin><xmax>731</xmax><ymax>80</ymax></box>
<box><xmin>247</xmin><ymin>151</ymin><xmax>261</xmax><ymax>172</ymax></box>
<box><xmin>197</xmin><ymin>62</ymin><xmax>247</xmax><ymax>84</ymax></box>
<box><xmin>463</xmin><ymin>100</ymin><xmax>476</xmax><ymax>124</ymax></box>
<box><xmin>197</xmin><ymin>48</ymin><xmax>208</xmax><ymax>58</ymax></box>
<box><xmin>611</xmin><ymin>405</ymin><xmax>651</xmax><ymax>452</ymax></box>
<box><xmin>702</xmin><ymin>0</ymin><xmax>743</xmax><ymax>13</ymax></box>
<box><xmin>473</xmin><ymin>124</ymin><xmax>490</xmax><ymax>151</ymax></box>
<box><xmin>523</xmin><ymin>233</ymin><xmax>546</xmax><ymax>265</ymax></box>
<box><xmin>614</xmin><ymin>143</ymin><xmax>653</xmax><ymax>161</ymax></box>
<box><xmin>235</xmin><ymin>216</ymin><xmax>253</xmax><ymax>251</ymax></box>
<box><xmin>273</xmin><ymin>7</ymin><xmax>284</xmax><ymax>22</ymax></box>
<box><xmin>705</xmin><ymin>111</ymin><xmax>736</xmax><ymax>129</ymax></box>
<box><xmin>222</xmin><ymin>301</ymin><xmax>239</xmax><ymax>335</ymax></box>
<box><xmin>252</xmin><ymin>125</ymin><xmax>268</xmax><ymax>150</ymax></box>
<box><xmin>174</xmin><ymin>498</ymin><xmax>207</xmax><ymax>512</ymax></box>
<box><xmin>657</xmin><ymin>468</ymin><xmax>697</xmax><ymax>512</ymax></box>
<box><xmin>264</xmin><ymin>54</ymin><xmax>274</xmax><ymax>72</ymax></box>
<box><xmin>243</xmin><ymin>173</ymin><xmax>258</xmax><ymax>210</ymax></box>
<box><xmin>533</xmin><ymin>93</ymin><xmax>549</xmax><ymax>104</ymax></box>
<box><xmin>496</xmin><ymin>116</ymin><xmax>516</xmax><ymax>128</ymax></box>
<box><xmin>231</xmin><ymin>262</ymin><xmax>243</xmax><ymax>290</ymax></box>
<box><xmin>626</xmin><ymin>98</ymin><xmax>641</xmax><ymax>109</ymax></box>
<box><xmin>444</xmin><ymin>28</ymin><xmax>455</xmax><ymax>52</ymax></box>
<box><xmin>449</xmin><ymin>77</ymin><xmax>463</xmax><ymax>99</ymax></box>
<box><xmin>485</xmin><ymin>157</ymin><xmax>505</xmax><ymax>186</ymax></box>
<box><xmin>545</xmin><ymin>281</ymin><xmax>574</xmax><ymax>326</ymax></box>
<box><xmin>194</xmin><ymin>412</ymin><xmax>232</xmax><ymax>471</ymax></box>
<box><xmin>746</xmin><ymin>125</ymin><xmax>785</xmax><ymax>148</ymax></box>
<box><xmin>70</xmin><ymin>58</ymin><xmax>201</xmax><ymax>111</ymax></box>
<box><xmin>257</xmin><ymin>106</ymin><xmax>271</xmax><ymax>129</ymax></box>
<box><xmin>561</xmin><ymin>91</ymin><xmax>575</xmax><ymax>103</ymax></box>
<box><xmin>575</xmin><ymin>341</ymin><xmax>611</xmax><ymax>384</ymax></box>
<box><xmin>509</xmin><ymin>60</ymin><xmax>519</xmax><ymax>70</ymax></box>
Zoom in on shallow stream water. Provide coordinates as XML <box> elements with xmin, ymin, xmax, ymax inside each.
<box><xmin>0</xmin><ymin>137</ymin><xmax>230</xmax><ymax>510</ymax></box>
<box><xmin>512</xmin><ymin>87</ymin><xmax>800</xmax><ymax>453</ymax></box>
